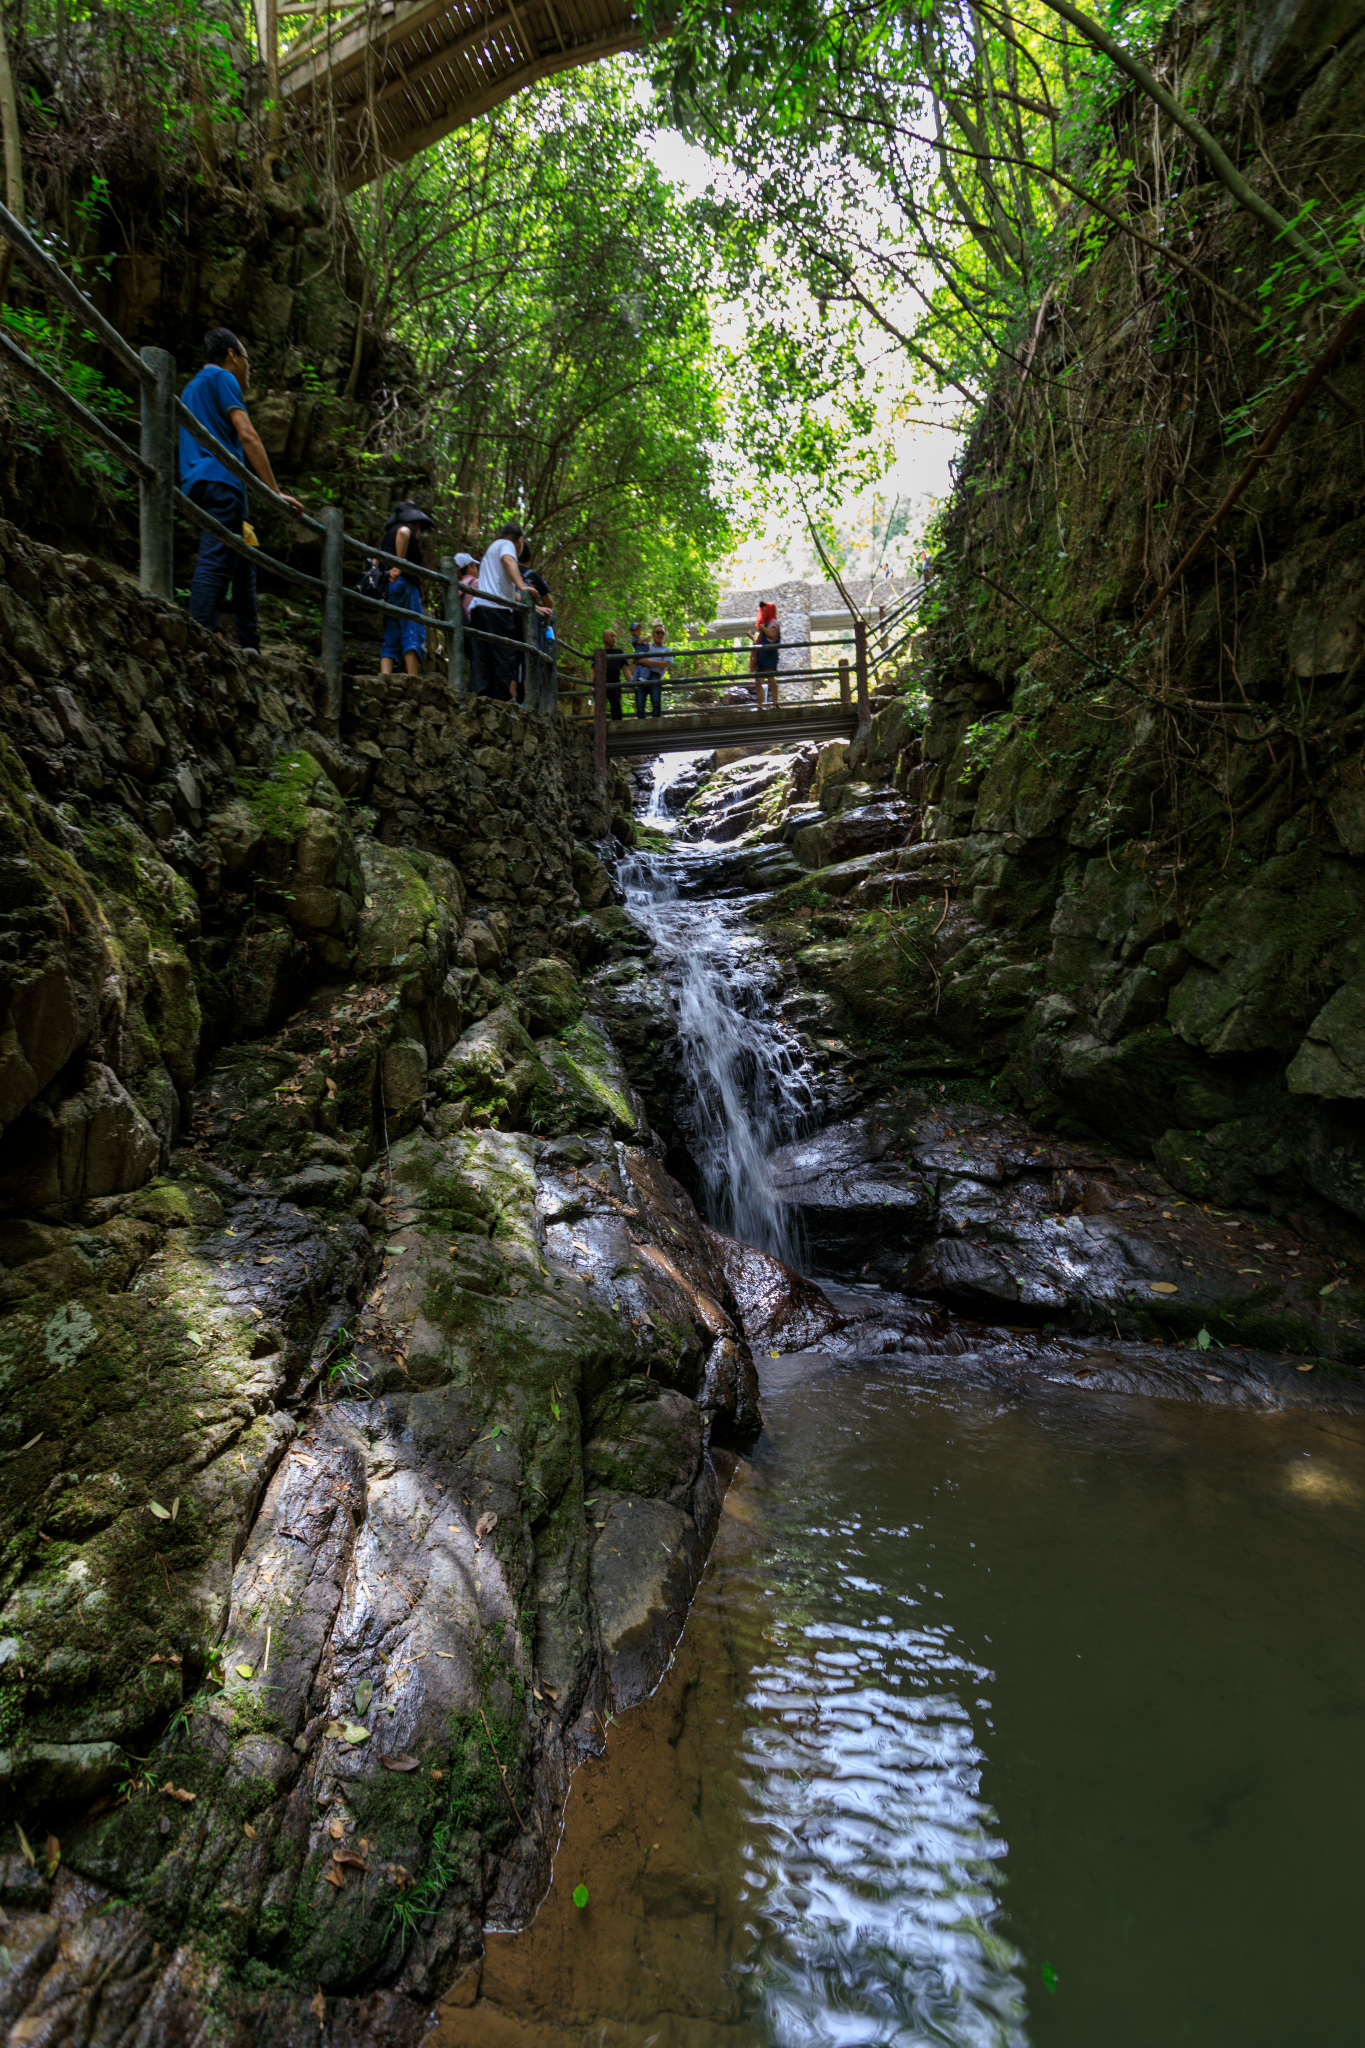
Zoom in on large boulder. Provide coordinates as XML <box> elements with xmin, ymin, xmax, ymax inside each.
<box><xmin>535</xmin><ymin>1015</ymin><xmax>648</xmax><ymax>1141</ymax></box>
<box><xmin>704</xmin><ymin>1228</ymin><xmax>846</xmax><ymax>1352</ymax></box>
<box><xmin>430</xmin><ymin>1006</ymin><xmax>542</xmax><ymax>1128</ymax></box>
<box><xmin>515</xmin><ymin>955</ymin><xmax>584</xmax><ymax>1037</ymax></box>
<box><xmin>0</xmin><ymin>1060</ymin><xmax>161</xmax><ymax>1209</ymax></box>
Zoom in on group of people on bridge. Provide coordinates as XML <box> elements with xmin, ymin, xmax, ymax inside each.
<box><xmin>179</xmin><ymin>325</ymin><xmax>784</xmax><ymax>712</ymax></box>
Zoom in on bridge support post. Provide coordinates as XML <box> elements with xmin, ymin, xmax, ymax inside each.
<box><xmin>854</xmin><ymin>618</ymin><xmax>870</xmax><ymax>735</ymax></box>
<box><xmin>320</xmin><ymin>504</ymin><xmax>344</xmax><ymax>719</ymax></box>
<box><xmin>838</xmin><ymin>656</ymin><xmax>850</xmax><ymax>709</ymax></box>
<box><xmin>520</xmin><ymin>593</ymin><xmax>538</xmax><ymax>714</ymax></box>
<box><xmin>138</xmin><ymin>346</ymin><xmax>175</xmax><ymax>603</ymax></box>
<box><xmin>441</xmin><ymin>554</ymin><xmax>464</xmax><ymax>696</ymax></box>
<box><xmin>592</xmin><ymin>647</ymin><xmax>607</xmax><ymax>788</ymax></box>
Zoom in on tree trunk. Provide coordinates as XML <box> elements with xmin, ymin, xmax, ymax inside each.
<box><xmin>0</xmin><ymin>9</ymin><xmax>24</xmax><ymax>308</ymax></box>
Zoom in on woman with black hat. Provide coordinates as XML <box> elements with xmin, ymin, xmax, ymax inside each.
<box><xmin>377</xmin><ymin>499</ymin><xmax>434</xmax><ymax>679</ymax></box>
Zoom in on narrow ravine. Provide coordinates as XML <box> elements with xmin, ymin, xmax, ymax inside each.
<box><xmin>437</xmin><ymin>750</ymin><xmax>1365</xmax><ymax>2048</ymax></box>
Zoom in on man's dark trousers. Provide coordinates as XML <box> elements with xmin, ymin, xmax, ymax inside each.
<box><xmin>188</xmin><ymin>480</ymin><xmax>259</xmax><ymax>650</ymax></box>
<box><xmin>634</xmin><ymin>677</ymin><xmax>662</xmax><ymax>717</ymax></box>
<box><xmin>469</xmin><ymin>606</ymin><xmax>518</xmax><ymax>700</ymax></box>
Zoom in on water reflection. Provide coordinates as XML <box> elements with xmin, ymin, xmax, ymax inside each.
<box><xmin>438</xmin><ymin>1364</ymin><xmax>1365</xmax><ymax>2048</ymax></box>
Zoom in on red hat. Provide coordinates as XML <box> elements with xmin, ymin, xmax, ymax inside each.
<box><xmin>757</xmin><ymin>601</ymin><xmax>777</xmax><ymax>624</ymax></box>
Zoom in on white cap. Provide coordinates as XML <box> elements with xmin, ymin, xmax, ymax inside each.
<box><xmin>454</xmin><ymin>551</ymin><xmax>476</xmax><ymax>567</ymax></box>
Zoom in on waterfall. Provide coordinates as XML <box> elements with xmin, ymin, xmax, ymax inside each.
<box><xmin>618</xmin><ymin>753</ymin><xmax>816</xmax><ymax>1265</ymax></box>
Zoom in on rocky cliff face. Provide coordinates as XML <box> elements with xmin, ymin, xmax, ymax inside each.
<box><xmin>711</xmin><ymin>0</ymin><xmax>1365</xmax><ymax>1252</ymax></box>
<box><xmin>0</xmin><ymin>521</ymin><xmax>765</xmax><ymax>2039</ymax></box>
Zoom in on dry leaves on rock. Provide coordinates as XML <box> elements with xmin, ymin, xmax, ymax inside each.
<box><xmin>159</xmin><ymin>1782</ymin><xmax>196</xmax><ymax>1803</ymax></box>
<box><xmin>475</xmin><ymin>1511</ymin><xmax>498</xmax><ymax>1546</ymax></box>
<box><xmin>380</xmin><ymin>1753</ymin><xmax>420</xmax><ymax>1772</ymax></box>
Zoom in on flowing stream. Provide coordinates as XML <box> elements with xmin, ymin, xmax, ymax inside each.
<box><xmin>615</xmin><ymin>754</ymin><xmax>818</xmax><ymax>1262</ymax></box>
<box><xmin>439</xmin><ymin>774</ymin><xmax>1365</xmax><ymax>2047</ymax></box>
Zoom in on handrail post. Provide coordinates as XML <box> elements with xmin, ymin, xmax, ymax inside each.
<box><xmin>838</xmin><ymin>656</ymin><xmax>851</xmax><ymax>709</ymax></box>
<box><xmin>321</xmin><ymin>504</ymin><xmax>344</xmax><ymax>719</ymax></box>
<box><xmin>854</xmin><ymin>617</ymin><xmax>870</xmax><ymax>734</ymax></box>
<box><xmin>440</xmin><ymin>554</ymin><xmax>464</xmax><ymax>696</ymax></box>
<box><xmin>139</xmin><ymin>346</ymin><xmax>175</xmax><ymax>601</ymax></box>
<box><xmin>549</xmin><ymin>633</ymin><xmax>559</xmax><ymax>718</ymax></box>
<box><xmin>519</xmin><ymin>591</ymin><xmax>537</xmax><ymax>713</ymax></box>
<box><xmin>592</xmin><ymin>646</ymin><xmax>607</xmax><ymax>787</ymax></box>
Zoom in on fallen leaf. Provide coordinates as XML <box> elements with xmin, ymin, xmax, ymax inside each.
<box><xmin>430</xmin><ymin>1768</ymin><xmax>445</xmax><ymax>1780</ymax></box>
<box><xmin>236</xmin><ymin>1663</ymin><xmax>254</xmax><ymax>1679</ymax></box>
<box><xmin>1297</xmin><ymin>1363</ymin><xmax>1316</xmax><ymax>1372</ymax></box>
<box><xmin>243</xmin><ymin>1822</ymin><xmax>257</xmax><ymax>1840</ymax></box>
<box><xmin>342</xmin><ymin>1722</ymin><xmax>369</xmax><ymax>1744</ymax></box>
<box><xmin>1320</xmin><ymin>1280</ymin><xmax>1342</xmax><ymax>1296</ymax></box>
<box><xmin>573</xmin><ymin>1883</ymin><xmax>590</xmax><ymax>1910</ymax></box>
<box><xmin>329</xmin><ymin>1817</ymin><xmax>345</xmax><ymax>1839</ymax></box>
<box><xmin>354</xmin><ymin>1679</ymin><xmax>374</xmax><ymax>1715</ymax></box>
<box><xmin>170</xmin><ymin>1498</ymin><xmax>180</xmax><ymax>1521</ymax></box>
<box><xmin>14</xmin><ymin>1822</ymin><xmax>34</xmax><ymax>1866</ymax></box>
<box><xmin>148</xmin><ymin>1502</ymin><xmax>171</xmax><ymax>1520</ymax></box>
<box><xmin>159</xmin><ymin>1782</ymin><xmax>196</xmax><ymax>1804</ymax></box>
<box><xmin>311</xmin><ymin>1989</ymin><xmax>326</xmax><ymax>2021</ymax></box>
<box><xmin>332</xmin><ymin>1845</ymin><xmax>368</xmax><ymax>1870</ymax></box>
<box><xmin>322</xmin><ymin>1864</ymin><xmax>346</xmax><ymax>1890</ymax></box>
<box><xmin>542</xmin><ymin>1684</ymin><xmax>558</xmax><ymax>1700</ymax></box>
<box><xmin>1148</xmin><ymin>1282</ymin><xmax>1178</xmax><ymax>1295</ymax></box>
<box><xmin>435</xmin><ymin>1651</ymin><xmax>454</xmax><ymax>1659</ymax></box>
<box><xmin>294</xmin><ymin>1452</ymin><xmax>317</xmax><ymax>1466</ymax></box>
<box><xmin>323</xmin><ymin>1720</ymin><xmax>346</xmax><ymax>1739</ymax></box>
<box><xmin>475</xmin><ymin>1511</ymin><xmax>498</xmax><ymax>1540</ymax></box>
<box><xmin>380</xmin><ymin>1753</ymin><xmax>420</xmax><ymax>1772</ymax></box>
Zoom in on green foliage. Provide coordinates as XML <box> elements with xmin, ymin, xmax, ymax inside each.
<box><xmin>645</xmin><ymin>0</ymin><xmax>1364</xmax><ymax>534</ymax></box>
<box><xmin>352</xmin><ymin>64</ymin><xmax>736</xmax><ymax>641</ymax></box>
<box><xmin>0</xmin><ymin>307</ymin><xmax>135</xmax><ymax>491</ymax></box>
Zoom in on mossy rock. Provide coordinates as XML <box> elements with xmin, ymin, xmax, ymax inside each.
<box><xmin>515</xmin><ymin>956</ymin><xmax>584</xmax><ymax>1037</ymax></box>
<box><xmin>535</xmin><ymin>1014</ymin><xmax>647</xmax><ymax>1141</ymax></box>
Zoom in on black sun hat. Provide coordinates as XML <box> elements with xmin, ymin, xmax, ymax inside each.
<box><xmin>392</xmin><ymin>498</ymin><xmax>434</xmax><ymax>528</ymax></box>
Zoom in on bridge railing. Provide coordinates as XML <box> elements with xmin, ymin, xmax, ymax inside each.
<box><xmin>0</xmin><ymin>200</ymin><xmax>560</xmax><ymax>720</ymax></box>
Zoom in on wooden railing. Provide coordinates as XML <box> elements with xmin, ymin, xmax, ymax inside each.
<box><xmin>0</xmin><ymin>200</ymin><xmax>559</xmax><ymax>720</ymax></box>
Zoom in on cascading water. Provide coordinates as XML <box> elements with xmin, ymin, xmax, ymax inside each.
<box><xmin>617</xmin><ymin>752</ymin><xmax>818</xmax><ymax>1264</ymax></box>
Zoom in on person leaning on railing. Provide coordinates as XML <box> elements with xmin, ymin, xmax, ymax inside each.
<box><xmin>468</xmin><ymin>521</ymin><xmax>535</xmax><ymax>702</ymax></box>
<box><xmin>373</xmin><ymin>499</ymin><xmax>433</xmax><ymax>680</ymax></box>
<box><xmin>750</xmin><ymin>601</ymin><xmax>781</xmax><ymax>708</ymax></box>
<box><xmin>634</xmin><ymin>619</ymin><xmax>673</xmax><ymax>718</ymax></box>
<box><xmin>178</xmin><ymin>327</ymin><xmax>304</xmax><ymax>656</ymax></box>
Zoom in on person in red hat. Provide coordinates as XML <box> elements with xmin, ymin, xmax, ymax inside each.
<box><xmin>750</xmin><ymin>601</ymin><xmax>781</xmax><ymax>708</ymax></box>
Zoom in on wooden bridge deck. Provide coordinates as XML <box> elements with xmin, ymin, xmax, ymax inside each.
<box><xmin>279</xmin><ymin>0</ymin><xmax>642</xmax><ymax>188</ymax></box>
<box><xmin>601</xmin><ymin>701</ymin><xmax>862</xmax><ymax>759</ymax></box>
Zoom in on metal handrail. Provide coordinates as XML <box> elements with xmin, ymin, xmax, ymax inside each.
<box><xmin>0</xmin><ymin>197</ymin><xmax>565</xmax><ymax>721</ymax></box>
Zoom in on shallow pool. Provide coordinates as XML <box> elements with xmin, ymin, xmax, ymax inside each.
<box><xmin>439</xmin><ymin>1359</ymin><xmax>1365</xmax><ymax>2046</ymax></box>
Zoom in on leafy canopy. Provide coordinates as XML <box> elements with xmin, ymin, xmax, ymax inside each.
<box><xmin>353</xmin><ymin>63</ymin><xmax>737</xmax><ymax>645</ymax></box>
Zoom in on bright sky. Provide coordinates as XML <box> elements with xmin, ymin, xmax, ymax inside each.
<box><xmin>645</xmin><ymin>124</ymin><xmax>960</xmax><ymax>597</ymax></box>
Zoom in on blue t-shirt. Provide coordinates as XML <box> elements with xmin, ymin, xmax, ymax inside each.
<box><xmin>179</xmin><ymin>363</ymin><xmax>246</xmax><ymax>491</ymax></box>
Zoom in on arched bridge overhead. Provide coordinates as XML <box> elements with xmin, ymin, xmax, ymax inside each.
<box><xmin>279</xmin><ymin>0</ymin><xmax>644</xmax><ymax>189</ymax></box>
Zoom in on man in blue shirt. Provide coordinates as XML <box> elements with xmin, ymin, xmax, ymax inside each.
<box><xmin>179</xmin><ymin>327</ymin><xmax>303</xmax><ymax>653</ymax></box>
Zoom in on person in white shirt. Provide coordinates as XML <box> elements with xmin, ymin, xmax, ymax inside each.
<box><xmin>468</xmin><ymin>521</ymin><xmax>533</xmax><ymax>701</ymax></box>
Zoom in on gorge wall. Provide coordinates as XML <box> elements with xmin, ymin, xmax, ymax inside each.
<box><xmin>0</xmin><ymin>518</ymin><xmax>768</xmax><ymax>2041</ymax></box>
<box><xmin>734</xmin><ymin>0</ymin><xmax>1365</xmax><ymax>1254</ymax></box>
